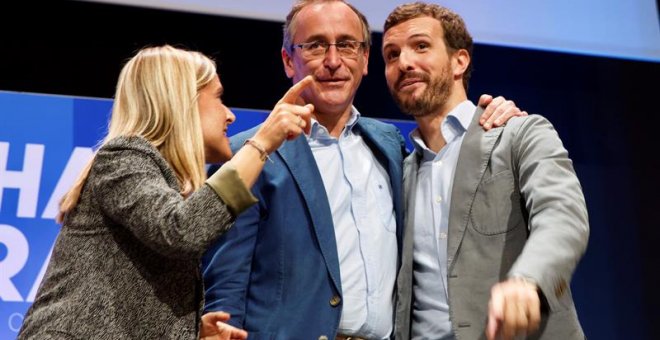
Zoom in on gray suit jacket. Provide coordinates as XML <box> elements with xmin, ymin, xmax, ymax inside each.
<box><xmin>19</xmin><ymin>136</ymin><xmax>239</xmax><ymax>339</ymax></box>
<box><xmin>395</xmin><ymin>109</ymin><xmax>589</xmax><ymax>339</ymax></box>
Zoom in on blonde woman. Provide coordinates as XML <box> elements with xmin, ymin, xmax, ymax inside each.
<box><xmin>18</xmin><ymin>45</ymin><xmax>313</xmax><ymax>339</ymax></box>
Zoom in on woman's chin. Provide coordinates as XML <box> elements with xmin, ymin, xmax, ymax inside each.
<box><xmin>205</xmin><ymin>150</ymin><xmax>233</xmax><ymax>164</ymax></box>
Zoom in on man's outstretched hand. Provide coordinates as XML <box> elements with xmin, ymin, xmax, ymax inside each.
<box><xmin>200</xmin><ymin>311</ymin><xmax>248</xmax><ymax>340</ymax></box>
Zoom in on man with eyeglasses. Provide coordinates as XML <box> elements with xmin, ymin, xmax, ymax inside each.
<box><xmin>202</xmin><ymin>1</ymin><xmax>523</xmax><ymax>339</ymax></box>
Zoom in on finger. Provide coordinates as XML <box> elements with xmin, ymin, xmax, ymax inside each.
<box><xmin>490</xmin><ymin>102</ymin><xmax>530</xmax><ymax>128</ymax></box>
<box><xmin>215</xmin><ymin>321</ymin><xmax>248</xmax><ymax>339</ymax></box>
<box><xmin>282</xmin><ymin>104</ymin><xmax>313</xmax><ymax>134</ymax></box>
<box><xmin>487</xmin><ymin>101</ymin><xmax>515</xmax><ymax>127</ymax></box>
<box><xmin>276</xmin><ymin>103</ymin><xmax>314</xmax><ymax>117</ymax></box>
<box><xmin>302</xmin><ymin>103</ymin><xmax>314</xmax><ymax>134</ymax></box>
<box><xmin>527</xmin><ymin>292</ymin><xmax>541</xmax><ymax>334</ymax></box>
<box><xmin>279</xmin><ymin>75</ymin><xmax>314</xmax><ymax>105</ymax></box>
<box><xmin>231</xmin><ymin>328</ymin><xmax>248</xmax><ymax>340</ymax></box>
<box><xmin>487</xmin><ymin>287</ymin><xmax>505</xmax><ymax>340</ymax></box>
<box><xmin>272</xmin><ymin>103</ymin><xmax>313</xmax><ymax>139</ymax></box>
<box><xmin>216</xmin><ymin>321</ymin><xmax>231</xmax><ymax>339</ymax></box>
<box><xmin>286</xmin><ymin>124</ymin><xmax>305</xmax><ymax>141</ymax></box>
<box><xmin>203</xmin><ymin>311</ymin><xmax>231</xmax><ymax>323</ymax></box>
<box><xmin>478</xmin><ymin>93</ymin><xmax>493</xmax><ymax>107</ymax></box>
<box><xmin>515</xmin><ymin>302</ymin><xmax>529</xmax><ymax>339</ymax></box>
<box><xmin>501</xmin><ymin>296</ymin><xmax>518</xmax><ymax>340</ymax></box>
<box><xmin>490</xmin><ymin>285</ymin><xmax>506</xmax><ymax>321</ymax></box>
<box><xmin>218</xmin><ymin>322</ymin><xmax>248</xmax><ymax>340</ymax></box>
<box><xmin>480</xmin><ymin>96</ymin><xmax>504</xmax><ymax>128</ymax></box>
<box><xmin>486</xmin><ymin>313</ymin><xmax>500</xmax><ymax>340</ymax></box>
<box><xmin>282</xmin><ymin>114</ymin><xmax>305</xmax><ymax>141</ymax></box>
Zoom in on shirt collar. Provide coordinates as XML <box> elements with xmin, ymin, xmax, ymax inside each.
<box><xmin>410</xmin><ymin>100</ymin><xmax>476</xmax><ymax>160</ymax></box>
<box><xmin>308</xmin><ymin>106</ymin><xmax>361</xmax><ymax>140</ymax></box>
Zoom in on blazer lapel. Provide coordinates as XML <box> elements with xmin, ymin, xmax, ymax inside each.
<box><xmin>356</xmin><ymin>120</ymin><xmax>405</xmax><ymax>253</ymax></box>
<box><xmin>447</xmin><ymin>107</ymin><xmax>504</xmax><ymax>270</ymax></box>
<box><xmin>277</xmin><ymin>136</ymin><xmax>342</xmax><ymax>294</ymax></box>
<box><xmin>355</xmin><ymin>120</ymin><xmax>403</xmax><ymax>185</ymax></box>
<box><xmin>402</xmin><ymin>152</ymin><xmax>419</xmax><ymax>272</ymax></box>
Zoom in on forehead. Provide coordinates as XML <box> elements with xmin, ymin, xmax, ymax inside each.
<box><xmin>383</xmin><ymin>16</ymin><xmax>443</xmax><ymax>45</ymax></box>
<box><xmin>202</xmin><ymin>74</ymin><xmax>221</xmax><ymax>93</ymax></box>
<box><xmin>292</xmin><ymin>1</ymin><xmax>363</xmax><ymax>40</ymax></box>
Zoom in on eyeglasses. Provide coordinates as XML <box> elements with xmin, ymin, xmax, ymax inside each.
<box><xmin>291</xmin><ymin>40</ymin><xmax>366</xmax><ymax>59</ymax></box>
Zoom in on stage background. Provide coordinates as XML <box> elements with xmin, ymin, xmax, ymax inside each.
<box><xmin>1</xmin><ymin>1</ymin><xmax>659</xmax><ymax>339</ymax></box>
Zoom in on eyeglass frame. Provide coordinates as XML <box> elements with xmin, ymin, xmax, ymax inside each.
<box><xmin>290</xmin><ymin>40</ymin><xmax>367</xmax><ymax>59</ymax></box>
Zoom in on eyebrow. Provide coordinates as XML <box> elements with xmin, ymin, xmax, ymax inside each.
<box><xmin>301</xmin><ymin>33</ymin><xmax>360</xmax><ymax>43</ymax></box>
<box><xmin>383</xmin><ymin>33</ymin><xmax>433</xmax><ymax>51</ymax></box>
<box><xmin>408</xmin><ymin>33</ymin><xmax>433</xmax><ymax>40</ymax></box>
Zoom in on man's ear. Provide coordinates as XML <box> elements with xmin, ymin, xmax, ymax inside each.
<box><xmin>282</xmin><ymin>48</ymin><xmax>295</xmax><ymax>79</ymax></box>
<box><xmin>452</xmin><ymin>49</ymin><xmax>470</xmax><ymax>78</ymax></box>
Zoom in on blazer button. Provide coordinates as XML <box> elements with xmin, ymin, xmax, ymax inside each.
<box><xmin>318</xmin><ymin>336</ymin><xmax>328</xmax><ymax>340</ymax></box>
<box><xmin>329</xmin><ymin>295</ymin><xmax>341</xmax><ymax>307</ymax></box>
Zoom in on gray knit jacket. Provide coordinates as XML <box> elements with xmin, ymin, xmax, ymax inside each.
<box><xmin>19</xmin><ymin>136</ymin><xmax>256</xmax><ymax>339</ymax></box>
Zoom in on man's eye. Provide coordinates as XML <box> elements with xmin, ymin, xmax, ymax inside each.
<box><xmin>416</xmin><ymin>43</ymin><xmax>429</xmax><ymax>50</ymax></box>
<box><xmin>307</xmin><ymin>42</ymin><xmax>323</xmax><ymax>50</ymax></box>
<box><xmin>385</xmin><ymin>51</ymin><xmax>399</xmax><ymax>61</ymax></box>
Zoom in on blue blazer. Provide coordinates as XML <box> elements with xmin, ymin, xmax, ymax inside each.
<box><xmin>203</xmin><ymin>117</ymin><xmax>406</xmax><ymax>340</ymax></box>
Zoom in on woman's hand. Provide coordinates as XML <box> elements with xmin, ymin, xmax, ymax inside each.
<box><xmin>251</xmin><ymin>75</ymin><xmax>315</xmax><ymax>154</ymax></box>
<box><xmin>225</xmin><ymin>75</ymin><xmax>316</xmax><ymax>189</ymax></box>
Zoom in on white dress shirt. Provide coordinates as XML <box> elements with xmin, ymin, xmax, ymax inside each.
<box><xmin>410</xmin><ymin>100</ymin><xmax>476</xmax><ymax>339</ymax></box>
<box><xmin>307</xmin><ymin>107</ymin><xmax>397</xmax><ymax>339</ymax></box>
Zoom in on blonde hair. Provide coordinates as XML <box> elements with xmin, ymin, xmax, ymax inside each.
<box><xmin>59</xmin><ymin>45</ymin><xmax>217</xmax><ymax>221</ymax></box>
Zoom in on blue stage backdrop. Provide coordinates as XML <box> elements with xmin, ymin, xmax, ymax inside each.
<box><xmin>0</xmin><ymin>90</ymin><xmax>415</xmax><ymax>338</ymax></box>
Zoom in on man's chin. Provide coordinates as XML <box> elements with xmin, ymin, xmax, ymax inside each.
<box><xmin>319</xmin><ymin>89</ymin><xmax>353</xmax><ymax>103</ymax></box>
<box><xmin>311</xmin><ymin>96</ymin><xmax>353</xmax><ymax>113</ymax></box>
<box><xmin>395</xmin><ymin>94</ymin><xmax>417</xmax><ymax>107</ymax></box>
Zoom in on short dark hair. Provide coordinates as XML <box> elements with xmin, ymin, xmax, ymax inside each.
<box><xmin>282</xmin><ymin>0</ymin><xmax>371</xmax><ymax>54</ymax></box>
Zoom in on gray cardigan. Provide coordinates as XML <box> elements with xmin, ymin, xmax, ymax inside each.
<box><xmin>19</xmin><ymin>136</ymin><xmax>255</xmax><ymax>339</ymax></box>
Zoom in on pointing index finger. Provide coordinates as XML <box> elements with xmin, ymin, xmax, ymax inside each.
<box><xmin>279</xmin><ymin>75</ymin><xmax>314</xmax><ymax>105</ymax></box>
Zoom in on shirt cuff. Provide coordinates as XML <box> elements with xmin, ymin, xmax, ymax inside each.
<box><xmin>205</xmin><ymin>162</ymin><xmax>258</xmax><ymax>216</ymax></box>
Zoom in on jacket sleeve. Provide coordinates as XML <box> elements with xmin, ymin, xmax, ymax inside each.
<box><xmin>90</xmin><ymin>147</ymin><xmax>243</xmax><ymax>259</ymax></box>
<box><xmin>508</xmin><ymin>114</ymin><xmax>590</xmax><ymax>311</ymax></box>
<box><xmin>201</xmin><ymin>177</ymin><xmax>262</xmax><ymax>327</ymax></box>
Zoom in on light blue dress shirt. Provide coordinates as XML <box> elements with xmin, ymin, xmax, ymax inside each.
<box><xmin>307</xmin><ymin>107</ymin><xmax>397</xmax><ymax>339</ymax></box>
<box><xmin>410</xmin><ymin>100</ymin><xmax>476</xmax><ymax>340</ymax></box>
